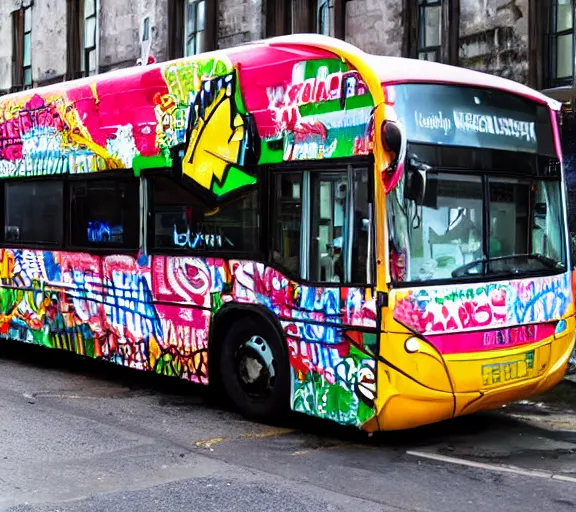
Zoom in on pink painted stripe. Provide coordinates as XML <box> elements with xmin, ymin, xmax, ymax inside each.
<box><xmin>426</xmin><ymin>323</ymin><xmax>556</xmax><ymax>355</ymax></box>
<box><xmin>550</xmin><ymin>108</ymin><xmax>563</xmax><ymax>161</ymax></box>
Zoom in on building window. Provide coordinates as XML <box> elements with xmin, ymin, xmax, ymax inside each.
<box><xmin>23</xmin><ymin>6</ymin><xmax>32</xmax><ymax>87</ymax></box>
<box><xmin>418</xmin><ymin>0</ymin><xmax>442</xmax><ymax>61</ymax></box>
<box><xmin>184</xmin><ymin>0</ymin><xmax>206</xmax><ymax>56</ymax></box>
<box><xmin>266</xmin><ymin>0</ymin><xmax>290</xmax><ymax>36</ymax></box>
<box><xmin>66</xmin><ymin>0</ymin><xmax>81</xmax><ymax>80</ymax></box>
<box><xmin>11</xmin><ymin>5</ymin><xmax>32</xmax><ymax>89</ymax></box>
<box><xmin>168</xmin><ymin>0</ymin><xmax>215</xmax><ymax>60</ymax></box>
<box><xmin>83</xmin><ymin>0</ymin><xmax>98</xmax><ymax>75</ymax></box>
<box><xmin>67</xmin><ymin>0</ymin><xmax>98</xmax><ymax>79</ymax></box>
<box><xmin>317</xmin><ymin>0</ymin><xmax>333</xmax><ymax>36</ymax></box>
<box><xmin>549</xmin><ymin>0</ymin><xmax>574</xmax><ymax>86</ymax></box>
<box><xmin>142</xmin><ymin>16</ymin><xmax>151</xmax><ymax>43</ymax></box>
<box><xmin>267</xmin><ymin>0</ymin><xmax>320</xmax><ymax>37</ymax></box>
<box><xmin>69</xmin><ymin>179</ymin><xmax>140</xmax><ymax>248</ymax></box>
<box><xmin>5</xmin><ymin>182</ymin><xmax>64</xmax><ymax>246</ymax></box>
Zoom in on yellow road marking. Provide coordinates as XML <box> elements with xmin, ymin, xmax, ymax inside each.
<box><xmin>195</xmin><ymin>437</ymin><xmax>226</xmax><ymax>449</ymax></box>
<box><xmin>195</xmin><ymin>427</ymin><xmax>295</xmax><ymax>449</ymax></box>
<box><xmin>239</xmin><ymin>427</ymin><xmax>295</xmax><ymax>439</ymax></box>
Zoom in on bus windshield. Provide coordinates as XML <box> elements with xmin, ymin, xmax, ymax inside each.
<box><xmin>387</xmin><ymin>84</ymin><xmax>566</xmax><ymax>284</ymax></box>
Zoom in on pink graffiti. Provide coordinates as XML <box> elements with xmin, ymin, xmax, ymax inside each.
<box><xmin>153</xmin><ymin>257</ymin><xmax>213</xmax><ymax>308</ymax></box>
<box><xmin>293</xmin><ymin>121</ymin><xmax>327</xmax><ymax>143</ymax></box>
<box><xmin>287</xmin><ymin>335</ymin><xmax>338</xmax><ymax>385</ymax></box>
<box><xmin>345</xmin><ymin>289</ymin><xmax>377</xmax><ymax>327</ymax></box>
<box><xmin>395</xmin><ymin>287</ymin><xmax>508</xmax><ymax>334</ymax></box>
<box><xmin>157</xmin><ymin>307</ymin><xmax>209</xmax><ymax>350</ymax></box>
<box><xmin>0</xmin><ymin>95</ymin><xmax>65</xmax><ymax>161</ymax></box>
<box><xmin>267</xmin><ymin>68</ymin><xmax>368</xmax><ymax>134</ymax></box>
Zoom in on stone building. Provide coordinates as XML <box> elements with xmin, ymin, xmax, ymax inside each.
<box><xmin>0</xmin><ymin>0</ymin><xmax>566</xmax><ymax>95</ymax></box>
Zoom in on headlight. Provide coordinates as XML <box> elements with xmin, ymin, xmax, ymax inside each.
<box><xmin>405</xmin><ymin>337</ymin><xmax>420</xmax><ymax>353</ymax></box>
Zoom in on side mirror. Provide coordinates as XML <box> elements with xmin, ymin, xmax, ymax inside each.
<box><xmin>404</xmin><ymin>169</ymin><xmax>424</xmax><ymax>202</ymax></box>
<box><xmin>380</xmin><ymin>120</ymin><xmax>407</xmax><ymax>192</ymax></box>
<box><xmin>381</xmin><ymin>121</ymin><xmax>402</xmax><ymax>159</ymax></box>
<box><xmin>404</xmin><ymin>156</ymin><xmax>438</xmax><ymax>208</ymax></box>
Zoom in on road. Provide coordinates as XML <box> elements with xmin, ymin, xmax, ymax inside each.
<box><xmin>1</xmin><ymin>341</ymin><xmax>576</xmax><ymax>512</ymax></box>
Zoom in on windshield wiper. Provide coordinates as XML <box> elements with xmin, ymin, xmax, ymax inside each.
<box><xmin>451</xmin><ymin>254</ymin><xmax>565</xmax><ymax>279</ymax></box>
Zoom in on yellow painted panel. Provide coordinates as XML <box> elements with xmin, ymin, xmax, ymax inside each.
<box><xmin>380</xmin><ymin>331</ymin><xmax>453</xmax><ymax>393</ymax></box>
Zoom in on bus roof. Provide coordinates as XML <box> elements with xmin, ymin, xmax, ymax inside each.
<box><xmin>366</xmin><ymin>54</ymin><xmax>561</xmax><ymax>111</ymax></box>
<box><xmin>258</xmin><ymin>34</ymin><xmax>560</xmax><ymax>110</ymax></box>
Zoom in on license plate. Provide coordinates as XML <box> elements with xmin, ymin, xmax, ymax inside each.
<box><xmin>481</xmin><ymin>350</ymin><xmax>535</xmax><ymax>386</ymax></box>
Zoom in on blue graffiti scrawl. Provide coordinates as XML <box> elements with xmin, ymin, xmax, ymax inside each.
<box><xmin>508</xmin><ymin>272</ymin><xmax>571</xmax><ymax>324</ymax></box>
<box><xmin>103</xmin><ymin>270</ymin><xmax>163</xmax><ymax>369</ymax></box>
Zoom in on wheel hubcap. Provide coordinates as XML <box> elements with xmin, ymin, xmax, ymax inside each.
<box><xmin>235</xmin><ymin>335</ymin><xmax>276</xmax><ymax>399</ymax></box>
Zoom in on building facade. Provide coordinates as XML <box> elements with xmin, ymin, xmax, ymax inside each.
<box><xmin>0</xmin><ymin>0</ymin><xmax>568</xmax><ymax>94</ymax></box>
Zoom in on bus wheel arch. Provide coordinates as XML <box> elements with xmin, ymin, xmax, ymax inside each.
<box><xmin>209</xmin><ymin>304</ymin><xmax>291</xmax><ymax>420</ymax></box>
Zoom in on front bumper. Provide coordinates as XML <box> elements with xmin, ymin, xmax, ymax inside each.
<box><xmin>363</xmin><ymin>321</ymin><xmax>576</xmax><ymax>432</ymax></box>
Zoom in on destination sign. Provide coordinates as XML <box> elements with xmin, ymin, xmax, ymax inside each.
<box><xmin>392</xmin><ymin>84</ymin><xmax>555</xmax><ymax>156</ymax></box>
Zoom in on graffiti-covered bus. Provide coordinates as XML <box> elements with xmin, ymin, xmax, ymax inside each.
<box><xmin>0</xmin><ymin>35</ymin><xmax>572</xmax><ymax>431</ymax></box>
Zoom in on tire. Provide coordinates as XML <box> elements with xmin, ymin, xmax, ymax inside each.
<box><xmin>219</xmin><ymin>315</ymin><xmax>290</xmax><ymax>420</ymax></box>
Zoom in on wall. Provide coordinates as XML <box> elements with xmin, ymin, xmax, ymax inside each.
<box><xmin>459</xmin><ymin>0</ymin><xmax>529</xmax><ymax>84</ymax></box>
<box><xmin>99</xmin><ymin>0</ymin><xmax>140</xmax><ymax>70</ymax></box>
<box><xmin>150</xmin><ymin>0</ymin><xmax>169</xmax><ymax>64</ymax></box>
<box><xmin>0</xmin><ymin>0</ymin><xmax>19</xmax><ymax>91</ymax></box>
<box><xmin>218</xmin><ymin>0</ymin><xmax>263</xmax><ymax>49</ymax></box>
<box><xmin>345</xmin><ymin>0</ymin><xmax>404</xmax><ymax>57</ymax></box>
<box><xmin>30</xmin><ymin>0</ymin><xmax>67</xmax><ymax>83</ymax></box>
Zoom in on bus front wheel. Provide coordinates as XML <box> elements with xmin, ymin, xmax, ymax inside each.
<box><xmin>219</xmin><ymin>316</ymin><xmax>290</xmax><ymax>420</ymax></box>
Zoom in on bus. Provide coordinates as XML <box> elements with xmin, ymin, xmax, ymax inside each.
<box><xmin>0</xmin><ymin>34</ymin><xmax>573</xmax><ymax>431</ymax></box>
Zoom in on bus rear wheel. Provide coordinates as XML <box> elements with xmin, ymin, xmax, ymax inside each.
<box><xmin>219</xmin><ymin>316</ymin><xmax>289</xmax><ymax>420</ymax></box>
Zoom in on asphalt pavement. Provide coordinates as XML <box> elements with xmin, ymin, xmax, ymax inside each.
<box><xmin>1</xmin><ymin>340</ymin><xmax>576</xmax><ymax>512</ymax></box>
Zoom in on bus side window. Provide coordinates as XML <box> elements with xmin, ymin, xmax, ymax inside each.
<box><xmin>309</xmin><ymin>170</ymin><xmax>348</xmax><ymax>283</ymax></box>
<box><xmin>5</xmin><ymin>181</ymin><xmax>63</xmax><ymax>246</ymax></box>
<box><xmin>69</xmin><ymin>179</ymin><xmax>139</xmax><ymax>249</ymax></box>
<box><xmin>271</xmin><ymin>173</ymin><xmax>302</xmax><ymax>276</ymax></box>
<box><xmin>150</xmin><ymin>176</ymin><xmax>258</xmax><ymax>253</ymax></box>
